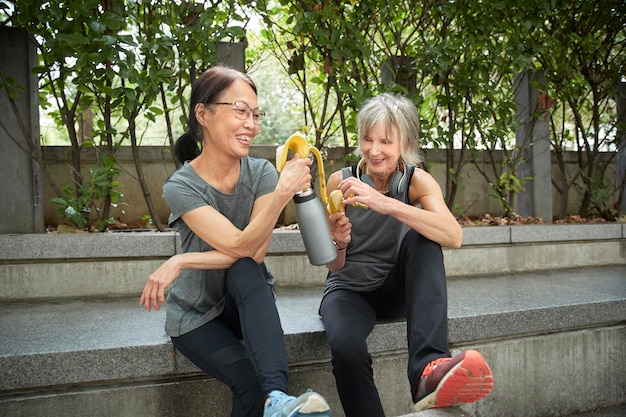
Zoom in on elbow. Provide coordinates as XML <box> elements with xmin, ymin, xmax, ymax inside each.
<box><xmin>441</xmin><ymin>224</ymin><xmax>463</xmax><ymax>249</ymax></box>
<box><xmin>450</xmin><ymin>226</ymin><xmax>463</xmax><ymax>248</ymax></box>
<box><xmin>224</xmin><ymin>239</ymin><xmax>256</xmax><ymax>260</ymax></box>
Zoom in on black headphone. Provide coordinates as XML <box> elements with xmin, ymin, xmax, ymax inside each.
<box><xmin>355</xmin><ymin>158</ymin><xmax>408</xmax><ymax>198</ymax></box>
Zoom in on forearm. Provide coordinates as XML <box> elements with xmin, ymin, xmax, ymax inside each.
<box><xmin>385</xmin><ymin>199</ymin><xmax>463</xmax><ymax>248</ymax></box>
<box><xmin>234</xmin><ymin>190</ymin><xmax>292</xmax><ymax>257</ymax></box>
<box><xmin>252</xmin><ymin>238</ymin><xmax>272</xmax><ymax>264</ymax></box>
<box><xmin>326</xmin><ymin>247</ymin><xmax>346</xmax><ymax>272</ymax></box>
<box><xmin>174</xmin><ymin>250</ymin><xmax>239</xmax><ymax>271</ymax></box>
<box><xmin>185</xmin><ymin>190</ymin><xmax>291</xmax><ymax>260</ymax></box>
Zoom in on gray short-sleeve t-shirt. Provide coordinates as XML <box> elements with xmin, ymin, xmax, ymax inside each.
<box><xmin>162</xmin><ymin>156</ymin><xmax>278</xmax><ymax>337</ymax></box>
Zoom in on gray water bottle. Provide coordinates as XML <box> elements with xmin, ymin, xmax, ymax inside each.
<box><xmin>294</xmin><ymin>188</ymin><xmax>337</xmax><ymax>265</ymax></box>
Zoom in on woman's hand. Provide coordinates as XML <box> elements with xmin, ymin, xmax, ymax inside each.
<box><xmin>339</xmin><ymin>177</ymin><xmax>391</xmax><ymax>214</ymax></box>
<box><xmin>329</xmin><ymin>211</ymin><xmax>352</xmax><ymax>249</ymax></box>
<box><xmin>276</xmin><ymin>155</ymin><xmax>313</xmax><ymax>196</ymax></box>
<box><xmin>140</xmin><ymin>255</ymin><xmax>183</xmax><ymax>312</ymax></box>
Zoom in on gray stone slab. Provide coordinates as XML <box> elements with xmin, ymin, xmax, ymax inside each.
<box><xmin>447</xmin><ymin>265</ymin><xmax>626</xmax><ymax>343</ymax></box>
<box><xmin>1</xmin><ymin>265</ymin><xmax>624</xmax><ymax>393</ymax></box>
<box><xmin>0</xmin><ymin>232</ymin><xmax>178</xmax><ymax>260</ymax></box>
<box><xmin>561</xmin><ymin>404</ymin><xmax>626</xmax><ymax>417</ymax></box>
<box><xmin>510</xmin><ymin>223</ymin><xmax>622</xmax><ymax>243</ymax></box>
<box><xmin>397</xmin><ymin>408</ymin><xmax>475</xmax><ymax>417</ymax></box>
<box><xmin>460</xmin><ymin>226</ymin><xmax>510</xmax><ymax>245</ymax></box>
<box><xmin>268</xmin><ymin>229</ymin><xmax>307</xmax><ymax>253</ymax></box>
<box><xmin>2</xmin><ymin>223</ymin><xmax>622</xmax><ymax>262</ymax></box>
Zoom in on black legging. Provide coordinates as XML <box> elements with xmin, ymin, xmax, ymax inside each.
<box><xmin>320</xmin><ymin>230</ymin><xmax>450</xmax><ymax>417</ymax></box>
<box><xmin>171</xmin><ymin>258</ymin><xmax>289</xmax><ymax>417</ymax></box>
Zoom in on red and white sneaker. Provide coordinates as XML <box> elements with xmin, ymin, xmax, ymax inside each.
<box><xmin>414</xmin><ymin>350</ymin><xmax>493</xmax><ymax>411</ymax></box>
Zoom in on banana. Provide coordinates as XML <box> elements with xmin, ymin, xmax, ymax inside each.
<box><xmin>327</xmin><ymin>190</ymin><xmax>368</xmax><ymax>214</ymax></box>
<box><xmin>277</xmin><ymin>131</ymin><xmax>367</xmax><ymax>212</ymax></box>
<box><xmin>276</xmin><ymin>132</ymin><xmax>311</xmax><ymax>171</ymax></box>
<box><xmin>327</xmin><ymin>189</ymin><xmax>345</xmax><ymax>214</ymax></box>
<box><xmin>276</xmin><ymin>132</ymin><xmax>329</xmax><ymax>205</ymax></box>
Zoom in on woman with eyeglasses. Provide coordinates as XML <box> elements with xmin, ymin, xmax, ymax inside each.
<box><xmin>140</xmin><ymin>65</ymin><xmax>332</xmax><ymax>417</ymax></box>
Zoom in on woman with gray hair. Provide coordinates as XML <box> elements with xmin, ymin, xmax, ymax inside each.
<box><xmin>321</xmin><ymin>93</ymin><xmax>493</xmax><ymax>416</ymax></box>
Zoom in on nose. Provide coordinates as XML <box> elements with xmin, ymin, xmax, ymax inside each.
<box><xmin>369</xmin><ymin>141</ymin><xmax>382</xmax><ymax>156</ymax></box>
<box><xmin>243</xmin><ymin>111</ymin><xmax>256</xmax><ymax>127</ymax></box>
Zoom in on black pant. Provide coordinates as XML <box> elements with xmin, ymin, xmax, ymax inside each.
<box><xmin>171</xmin><ymin>258</ymin><xmax>289</xmax><ymax>417</ymax></box>
<box><xmin>320</xmin><ymin>230</ymin><xmax>450</xmax><ymax>417</ymax></box>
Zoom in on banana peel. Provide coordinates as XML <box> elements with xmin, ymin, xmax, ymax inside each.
<box><xmin>276</xmin><ymin>131</ymin><xmax>367</xmax><ymax>212</ymax></box>
<box><xmin>276</xmin><ymin>132</ymin><xmax>329</xmax><ymax>205</ymax></box>
<box><xmin>276</xmin><ymin>132</ymin><xmax>311</xmax><ymax>171</ymax></box>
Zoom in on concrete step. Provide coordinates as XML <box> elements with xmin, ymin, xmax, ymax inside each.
<box><xmin>399</xmin><ymin>409</ymin><xmax>474</xmax><ymax>417</ymax></box>
<box><xmin>563</xmin><ymin>404</ymin><xmax>626</xmax><ymax>417</ymax></box>
<box><xmin>1</xmin><ymin>223</ymin><xmax>624</xmax><ymax>301</ymax></box>
<box><xmin>1</xmin><ymin>265</ymin><xmax>624</xmax><ymax>417</ymax></box>
<box><xmin>398</xmin><ymin>403</ymin><xmax>626</xmax><ymax>417</ymax></box>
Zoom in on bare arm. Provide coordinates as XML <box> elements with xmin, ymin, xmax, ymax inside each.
<box><xmin>140</xmin><ymin>156</ymin><xmax>311</xmax><ymax>312</ymax></box>
<box><xmin>140</xmin><ymin>250</ymin><xmax>238</xmax><ymax>311</ymax></box>
<box><xmin>340</xmin><ymin>168</ymin><xmax>462</xmax><ymax>248</ymax></box>
<box><xmin>183</xmin><ymin>156</ymin><xmax>311</xmax><ymax>259</ymax></box>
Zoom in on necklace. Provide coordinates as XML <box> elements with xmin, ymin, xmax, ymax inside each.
<box><xmin>365</xmin><ymin>162</ymin><xmax>400</xmax><ymax>194</ymax></box>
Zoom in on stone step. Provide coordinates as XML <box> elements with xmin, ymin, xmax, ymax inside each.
<box><xmin>397</xmin><ymin>403</ymin><xmax>626</xmax><ymax>417</ymax></box>
<box><xmin>562</xmin><ymin>404</ymin><xmax>626</xmax><ymax>417</ymax></box>
<box><xmin>398</xmin><ymin>409</ymin><xmax>474</xmax><ymax>417</ymax></box>
<box><xmin>1</xmin><ymin>223</ymin><xmax>624</xmax><ymax>301</ymax></box>
<box><xmin>1</xmin><ymin>265</ymin><xmax>624</xmax><ymax>417</ymax></box>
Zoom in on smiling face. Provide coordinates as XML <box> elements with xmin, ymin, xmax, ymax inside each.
<box><xmin>360</xmin><ymin>122</ymin><xmax>401</xmax><ymax>178</ymax></box>
<box><xmin>196</xmin><ymin>78</ymin><xmax>261</xmax><ymax>160</ymax></box>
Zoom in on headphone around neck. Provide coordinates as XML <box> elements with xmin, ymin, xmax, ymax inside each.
<box><xmin>355</xmin><ymin>158</ymin><xmax>408</xmax><ymax>198</ymax></box>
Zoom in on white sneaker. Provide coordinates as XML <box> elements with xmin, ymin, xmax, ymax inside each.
<box><xmin>263</xmin><ymin>390</ymin><xmax>331</xmax><ymax>417</ymax></box>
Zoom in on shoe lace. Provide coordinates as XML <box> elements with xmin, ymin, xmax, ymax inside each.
<box><xmin>264</xmin><ymin>391</ymin><xmax>291</xmax><ymax>417</ymax></box>
<box><xmin>421</xmin><ymin>357</ymin><xmax>450</xmax><ymax>379</ymax></box>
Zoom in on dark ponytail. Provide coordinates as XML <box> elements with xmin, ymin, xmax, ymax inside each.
<box><xmin>173</xmin><ymin>65</ymin><xmax>258</xmax><ymax>165</ymax></box>
<box><xmin>174</xmin><ymin>132</ymin><xmax>201</xmax><ymax>165</ymax></box>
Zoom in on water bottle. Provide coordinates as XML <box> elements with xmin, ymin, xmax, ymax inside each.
<box><xmin>294</xmin><ymin>188</ymin><xmax>337</xmax><ymax>265</ymax></box>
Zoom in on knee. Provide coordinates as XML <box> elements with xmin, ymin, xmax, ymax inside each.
<box><xmin>228</xmin><ymin>258</ymin><xmax>262</xmax><ymax>283</ymax></box>
<box><xmin>226</xmin><ymin>258</ymin><xmax>269</xmax><ymax>298</ymax></box>
<box><xmin>327</xmin><ymin>333</ymin><xmax>370</xmax><ymax>369</ymax></box>
<box><xmin>402</xmin><ymin>230</ymin><xmax>442</xmax><ymax>258</ymax></box>
<box><xmin>230</xmin><ymin>257</ymin><xmax>258</xmax><ymax>273</ymax></box>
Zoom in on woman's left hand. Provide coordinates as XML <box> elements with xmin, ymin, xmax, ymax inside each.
<box><xmin>339</xmin><ymin>177</ymin><xmax>390</xmax><ymax>214</ymax></box>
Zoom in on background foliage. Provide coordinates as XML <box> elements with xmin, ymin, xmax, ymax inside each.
<box><xmin>1</xmin><ymin>0</ymin><xmax>625</xmax><ymax>229</ymax></box>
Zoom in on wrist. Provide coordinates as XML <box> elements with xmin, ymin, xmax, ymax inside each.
<box><xmin>172</xmin><ymin>253</ymin><xmax>185</xmax><ymax>270</ymax></box>
<box><xmin>333</xmin><ymin>240</ymin><xmax>348</xmax><ymax>251</ymax></box>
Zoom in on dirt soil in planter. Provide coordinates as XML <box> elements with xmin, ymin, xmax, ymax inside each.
<box><xmin>456</xmin><ymin>213</ymin><xmax>615</xmax><ymax>227</ymax></box>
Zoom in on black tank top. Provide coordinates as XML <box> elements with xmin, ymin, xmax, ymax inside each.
<box><xmin>323</xmin><ymin>164</ymin><xmax>415</xmax><ymax>296</ymax></box>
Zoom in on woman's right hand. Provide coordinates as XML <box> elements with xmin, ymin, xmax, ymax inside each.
<box><xmin>329</xmin><ymin>211</ymin><xmax>352</xmax><ymax>249</ymax></box>
<box><xmin>277</xmin><ymin>154</ymin><xmax>312</xmax><ymax>196</ymax></box>
<box><xmin>140</xmin><ymin>255</ymin><xmax>183</xmax><ymax>312</ymax></box>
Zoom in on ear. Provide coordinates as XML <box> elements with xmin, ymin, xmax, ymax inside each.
<box><xmin>194</xmin><ymin>103</ymin><xmax>209</xmax><ymax>127</ymax></box>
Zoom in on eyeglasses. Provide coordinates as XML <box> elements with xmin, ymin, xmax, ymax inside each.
<box><xmin>212</xmin><ymin>101</ymin><xmax>266</xmax><ymax>125</ymax></box>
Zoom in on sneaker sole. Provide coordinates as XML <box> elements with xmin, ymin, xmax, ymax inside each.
<box><xmin>292</xmin><ymin>393</ymin><xmax>331</xmax><ymax>416</ymax></box>
<box><xmin>414</xmin><ymin>350</ymin><xmax>493</xmax><ymax>411</ymax></box>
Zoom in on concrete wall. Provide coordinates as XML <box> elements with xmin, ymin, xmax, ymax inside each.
<box><xmin>0</xmin><ymin>28</ymin><xmax>43</xmax><ymax>233</ymax></box>
<box><xmin>39</xmin><ymin>146</ymin><xmax>615</xmax><ymax>228</ymax></box>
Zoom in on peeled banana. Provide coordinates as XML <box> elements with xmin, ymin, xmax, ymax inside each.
<box><xmin>327</xmin><ymin>189</ymin><xmax>345</xmax><ymax>214</ymax></box>
<box><xmin>327</xmin><ymin>189</ymin><xmax>368</xmax><ymax>214</ymax></box>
